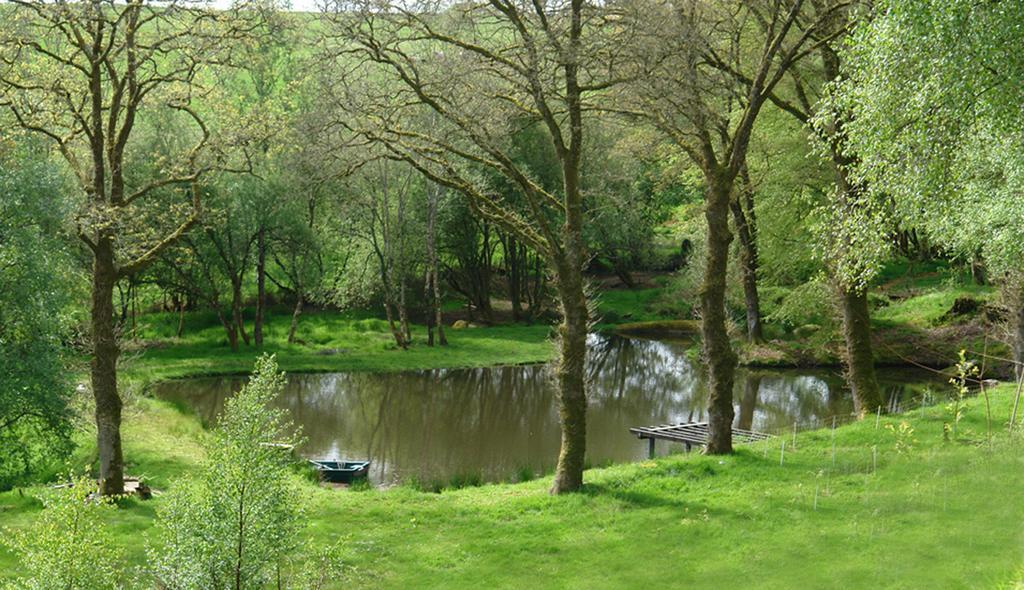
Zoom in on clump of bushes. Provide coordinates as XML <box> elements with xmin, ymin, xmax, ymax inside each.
<box><xmin>3</xmin><ymin>355</ymin><xmax>346</xmax><ymax>590</ymax></box>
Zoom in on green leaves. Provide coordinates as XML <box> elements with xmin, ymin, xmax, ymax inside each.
<box><xmin>151</xmin><ymin>354</ymin><xmax>305</xmax><ymax>589</ymax></box>
<box><xmin>838</xmin><ymin>0</ymin><xmax>1024</xmax><ymax>275</ymax></box>
<box><xmin>1</xmin><ymin>476</ymin><xmax>127</xmax><ymax>590</ymax></box>
<box><xmin>0</xmin><ymin>147</ymin><xmax>76</xmax><ymax>490</ymax></box>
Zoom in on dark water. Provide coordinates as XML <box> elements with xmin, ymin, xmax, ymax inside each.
<box><xmin>153</xmin><ymin>334</ymin><xmax>942</xmax><ymax>485</ymax></box>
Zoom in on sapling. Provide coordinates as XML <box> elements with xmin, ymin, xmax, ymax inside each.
<box><xmin>946</xmin><ymin>350</ymin><xmax>977</xmax><ymax>441</ymax></box>
<box><xmin>885</xmin><ymin>421</ymin><xmax>916</xmax><ymax>454</ymax></box>
<box><xmin>1</xmin><ymin>474</ymin><xmax>127</xmax><ymax>590</ymax></box>
<box><xmin>151</xmin><ymin>354</ymin><xmax>314</xmax><ymax>589</ymax></box>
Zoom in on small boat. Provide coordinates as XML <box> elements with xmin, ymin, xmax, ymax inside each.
<box><xmin>308</xmin><ymin>459</ymin><xmax>371</xmax><ymax>484</ymax></box>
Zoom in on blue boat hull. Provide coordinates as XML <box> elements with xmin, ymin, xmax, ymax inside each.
<box><xmin>309</xmin><ymin>460</ymin><xmax>371</xmax><ymax>484</ymax></box>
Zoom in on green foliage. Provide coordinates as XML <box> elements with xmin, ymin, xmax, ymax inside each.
<box><xmin>1</xmin><ymin>475</ymin><xmax>127</xmax><ymax>590</ymax></box>
<box><xmin>945</xmin><ymin>350</ymin><xmax>977</xmax><ymax>441</ymax></box>
<box><xmin>762</xmin><ymin>277</ymin><xmax>835</xmax><ymax>331</ymax></box>
<box><xmin>839</xmin><ymin>0</ymin><xmax>1024</xmax><ymax>275</ymax></box>
<box><xmin>885</xmin><ymin>421</ymin><xmax>916</xmax><ymax>454</ymax></box>
<box><xmin>151</xmin><ymin>354</ymin><xmax>305</xmax><ymax>589</ymax></box>
<box><xmin>0</xmin><ymin>146</ymin><xmax>76</xmax><ymax>489</ymax></box>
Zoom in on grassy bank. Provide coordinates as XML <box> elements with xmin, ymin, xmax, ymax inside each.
<box><xmin>113</xmin><ymin>256</ymin><xmax>1001</xmax><ymax>385</ymax></box>
<box><xmin>121</xmin><ymin>309</ymin><xmax>555</xmax><ymax>384</ymax></box>
<box><xmin>3</xmin><ymin>383</ymin><xmax>1023</xmax><ymax>587</ymax></box>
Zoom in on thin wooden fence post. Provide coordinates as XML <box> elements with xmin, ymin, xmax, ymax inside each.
<box><xmin>831</xmin><ymin>416</ymin><xmax>837</xmax><ymax>468</ymax></box>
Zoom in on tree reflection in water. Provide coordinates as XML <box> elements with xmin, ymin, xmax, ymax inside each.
<box><xmin>155</xmin><ymin>335</ymin><xmax>940</xmax><ymax>485</ymax></box>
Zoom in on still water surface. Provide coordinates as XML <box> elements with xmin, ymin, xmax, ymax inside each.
<box><xmin>154</xmin><ymin>334</ymin><xmax>941</xmax><ymax>485</ymax></box>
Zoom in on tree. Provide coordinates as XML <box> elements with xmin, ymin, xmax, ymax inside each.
<box><xmin>424</xmin><ymin>181</ymin><xmax>448</xmax><ymax>345</ymax></box>
<box><xmin>231</xmin><ymin>7</ymin><xmax>300</xmax><ymax>348</ymax></box>
<box><xmin>623</xmin><ymin>0</ymin><xmax>843</xmax><ymax>452</ymax></box>
<box><xmin>0</xmin><ymin>0</ymin><xmax>259</xmax><ymax>494</ymax></box>
<box><xmin>0</xmin><ymin>144</ymin><xmax>76</xmax><ymax>490</ymax></box>
<box><xmin>713</xmin><ymin>0</ymin><xmax>886</xmax><ymax>415</ymax></box>
<box><xmin>151</xmin><ymin>355</ymin><xmax>302</xmax><ymax>589</ymax></box>
<box><xmin>318</xmin><ymin>0</ymin><xmax>639</xmax><ymax>492</ymax></box>
<box><xmin>335</xmin><ymin>157</ymin><xmax>425</xmax><ymax>349</ymax></box>
<box><xmin>836</xmin><ymin>0</ymin><xmax>1024</xmax><ymax>381</ymax></box>
<box><xmin>1</xmin><ymin>475</ymin><xmax>126</xmax><ymax>590</ymax></box>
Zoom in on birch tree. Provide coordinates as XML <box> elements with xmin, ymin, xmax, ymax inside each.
<box><xmin>836</xmin><ymin>0</ymin><xmax>1024</xmax><ymax>381</ymax></box>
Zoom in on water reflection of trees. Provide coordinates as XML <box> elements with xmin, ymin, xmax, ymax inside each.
<box><xmin>154</xmin><ymin>335</ymin><xmax>942</xmax><ymax>484</ymax></box>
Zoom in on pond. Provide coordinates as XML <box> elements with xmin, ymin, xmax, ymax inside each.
<box><xmin>153</xmin><ymin>334</ymin><xmax>943</xmax><ymax>486</ymax></box>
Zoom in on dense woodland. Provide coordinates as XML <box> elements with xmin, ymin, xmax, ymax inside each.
<box><xmin>1</xmin><ymin>0</ymin><xmax>1023</xmax><ymax>587</ymax></box>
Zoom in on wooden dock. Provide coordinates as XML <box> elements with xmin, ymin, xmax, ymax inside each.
<box><xmin>630</xmin><ymin>422</ymin><xmax>773</xmax><ymax>457</ymax></box>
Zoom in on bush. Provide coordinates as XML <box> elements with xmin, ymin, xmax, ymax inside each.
<box><xmin>1</xmin><ymin>475</ymin><xmax>127</xmax><ymax>590</ymax></box>
<box><xmin>151</xmin><ymin>354</ymin><xmax>307</xmax><ymax>589</ymax></box>
<box><xmin>763</xmin><ymin>278</ymin><xmax>836</xmax><ymax>331</ymax></box>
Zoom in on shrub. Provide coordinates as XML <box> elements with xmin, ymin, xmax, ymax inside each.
<box><xmin>1</xmin><ymin>475</ymin><xmax>127</xmax><ymax>590</ymax></box>
<box><xmin>151</xmin><ymin>354</ymin><xmax>305</xmax><ymax>589</ymax></box>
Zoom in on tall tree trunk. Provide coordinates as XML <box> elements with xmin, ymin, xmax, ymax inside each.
<box><xmin>702</xmin><ymin>175</ymin><xmax>738</xmax><ymax>455</ymax></box>
<box><xmin>232</xmin><ymin>279</ymin><xmax>249</xmax><ymax>346</ymax></box>
<box><xmin>92</xmin><ymin>241</ymin><xmax>125</xmax><ymax>495</ymax></box>
<box><xmin>398</xmin><ymin>281</ymin><xmax>411</xmax><ymax>344</ymax></box>
<box><xmin>505</xmin><ymin>234</ymin><xmax>523</xmax><ymax>322</ymax></box>
<box><xmin>287</xmin><ymin>292</ymin><xmax>303</xmax><ymax>345</ymax></box>
<box><xmin>425</xmin><ymin>188</ymin><xmax>445</xmax><ymax>345</ymax></box>
<box><xmin>254</xmin><ymin>227</ymin><xmax>266</xmax><ymax>347</ymax></box>
<box><xmin>551</xmin><ymin>258</ymin><xmax>588</xmax><ymax>494</ymax></box>
<box><xmin>550</xmin><ymin>83</ymin><xmax>589</xmax><ymax>493</ymax></box>
<box><xmin>433</xmin><ymin>273</ymin><xmax>447</xmax><ymax>346</ymax></box>
<box><xmin>730</xmin><ymin>178</ymin><xmax>764</xmax><ymax>342</ymax></box>
<box><xmin>838</xmin><ymin>284</ymin><xmax>883</xmax><ymax>415</ymax></box>
<box><xmin>176</xmin><ymin>297</ymin><xmax>186</xmax><ymax>338</ymax></box>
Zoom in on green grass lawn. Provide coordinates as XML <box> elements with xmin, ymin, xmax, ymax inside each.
<box><xmin>122</xmin><ymin>309</ymin><xmax>556</xmax><ymax>384</ymax></box>
<box><xmin>3</xmin><ymin>383</ymin><xmax>1023</xmax><ymax>588</ymax></box>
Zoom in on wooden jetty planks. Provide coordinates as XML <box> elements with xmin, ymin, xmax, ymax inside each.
<box><xmin>630</xmin><ymin>421</ymin><xmax>772</xmax><ymax>457</ymax></box>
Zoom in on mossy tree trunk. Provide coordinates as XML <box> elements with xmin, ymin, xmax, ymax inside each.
<box><xmin>92</xmin><ymin>240</ymin><xmax>125</xmax><ymax>496</ymax></box>
<box><xmin>730</xmin><ymin>183</ymin><xmax>763</xmax><ymax>343</ymax></box>
<box><xmin>838</xmin><ymin>285</ymin><xmax>883</xmax><ymax>415</ymax></box>
<box><xmin>550</xmin><ymin>168</ymin><xmax>589</xmax><ymax>494</ymax></box>
<box><xmin>702</xmin><ymin>173</ymin><xmax>738</xmax><ymax>455</ymax></box>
